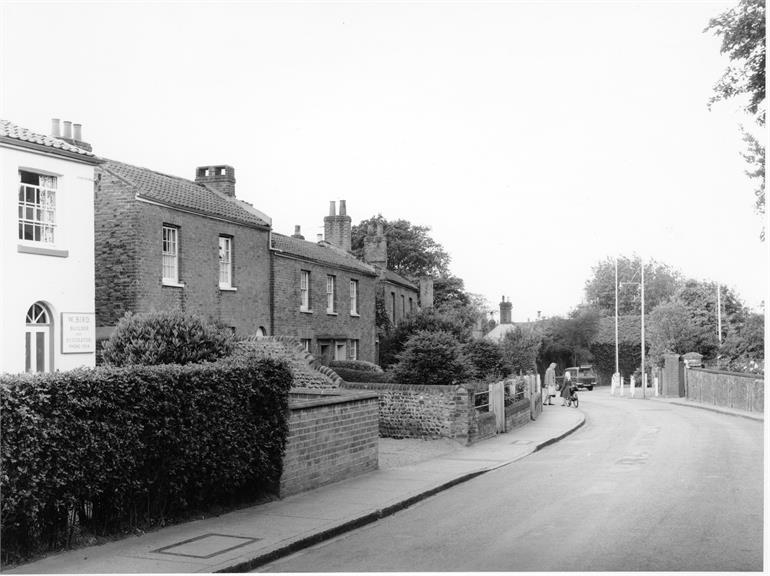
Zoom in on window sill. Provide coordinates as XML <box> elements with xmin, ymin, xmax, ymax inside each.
<box><xmin>326</xmin><ymin>311</ymin><xmax>338</xmax><ymax>316</ymax></box>
<box><xmin>17</xmin><ymin>244</ymin><xmax>69</xmax><ymax>258</ymax></box>
<box><xmin>162</xmin><ymin>280</ymin><xmax>186</xmax><ymax>288</ymax></box>
<box><xmin>300</xmin><ymin>308</ymin><xmax>314</xmax><ymax>314</ymax></box>
<box><xmin>219</xmin><ymin>285</ymin><xmax>238</xmax><ymax>292</ymax></box>
<box><xmin>350</xmin><ymin>312</ymin><xmax>360</xmax><ymax>317</ymax></box>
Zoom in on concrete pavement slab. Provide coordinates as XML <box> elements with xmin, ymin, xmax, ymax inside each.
<box><xmin>4</xmin><ymin>403</ymin><xmax>584</xmax><ymax>574</ymax></box>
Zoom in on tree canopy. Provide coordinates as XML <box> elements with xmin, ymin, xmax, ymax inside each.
<box><xmin>584</xmin><ymin>256</ymin><xmax>682</xmax><ymax>316</ymax></box>
<box><xmin>705</xmin><ymin>0</ymin><xmax>766</xmax><ymax>238</ymax></box>
<box><xmin>351</xmin><ymin>215</ymin><xmax>451</xmax><ymax>279</ymax></box>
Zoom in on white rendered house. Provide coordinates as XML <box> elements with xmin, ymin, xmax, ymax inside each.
<box><xmin>0</xmin><ymin>119</ymin><xmax>101</xmax><ymax>374</ymax></box>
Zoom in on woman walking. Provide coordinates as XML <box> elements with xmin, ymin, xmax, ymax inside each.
<box><xmin>544</xmin><ymin>362</ymin><xmax>556</xmax><ymax>405</ymax></box>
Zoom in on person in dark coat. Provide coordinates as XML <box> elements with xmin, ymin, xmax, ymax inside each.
<box><xmin>561</xmin><ymin>371</ymin><xmax>572</xmax><ymax>406</ymax></box>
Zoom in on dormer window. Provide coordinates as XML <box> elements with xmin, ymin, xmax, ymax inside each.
<box><xmin>18</xmin><ymin>171</ymin><xmax>57</xmax><ymax>244</ymax></box>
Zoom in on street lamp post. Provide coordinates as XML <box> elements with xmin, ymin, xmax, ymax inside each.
<box><xmin>641</xmin><ymin>258</ymin><xmax>645</xmax><ymax>399</ymax></box>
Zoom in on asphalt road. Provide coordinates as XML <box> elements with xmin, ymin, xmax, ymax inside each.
<box><xmin>256</xmin><ymin>393</ymin><xmax>764</xmax><ymax>572</ymax></box>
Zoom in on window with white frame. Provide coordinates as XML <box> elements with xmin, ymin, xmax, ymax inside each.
<box><xmin>18</xmin><ymin>171</ymin><xmax>57</xmax><ymax>244</ymax></box>
<box><xmin>301</xmin><ymin>338</ymin><xmax>312</xmax><ymax>352</ymax></box>
<box><xmin>350</xmin><ymin>339</ymin><xmax>358</xmax><ymax>360</ymax></box>
<box><xmin>300</xmin><ymin>270</ymin><xmax>311</xmax><ymax>310</ymax></box>
<box><xmin>334</xmin><ymin>340</ymin><xmax>346</xmax><ymax>360</ymax></box>
<box><xmin>162</xmin><ymin>226</ymin><xmax>179</xmax><ymax>283</ymax></box>
<box><xmin>326</xmin><ymin>275</ymin><xmax>336</xmax><ymax>313</ymax></box>
<box><xmin>350</xmin><ymin>279</ymin><xmax>358</xmax><ymax>315</ymax></box>
<box><xmin>219</xmin><ymin>236</ymin><xmax>232</xmax><ymax>288</ymax></box>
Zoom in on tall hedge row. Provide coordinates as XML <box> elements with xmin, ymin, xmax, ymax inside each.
<box><xmin>0</xmin><ymin>358</ymin><xmax>292</xmax><ymax>563</ymax></box>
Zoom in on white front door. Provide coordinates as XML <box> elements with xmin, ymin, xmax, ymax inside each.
<box><xmin>25</xmin><ymin>303</ymin><xmax>52</xmax><ymax>373</ymax></box>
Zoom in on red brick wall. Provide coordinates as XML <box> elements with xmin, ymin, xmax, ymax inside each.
<box><xmin>380</xmin><ymin>280</ymin><xmax>420</xmax><ymax>326</ymax></box>
<box><xmin>272</xmin><ymin>253</ymin><xmax>377</xmax><ymax>363</ymax></box>
<box><xmin>280</xmin><ymin>390</ymin><xmax>379</xmax><ymax>496</ymax></box>
<box><xmin>95</xmin><ymin>168</ymin><xmax>271</xmax><ymax>337</ymax></box>
<box><xmin>94</xmin><ymin>169</ymin><xmax>140</xmax><ymax>327</ymax></box>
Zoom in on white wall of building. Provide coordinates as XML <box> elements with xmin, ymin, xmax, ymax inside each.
<box><xmin>0</xmin><ymin>145</ymin><xmax>96</xmax><ymax>373</ymax></box>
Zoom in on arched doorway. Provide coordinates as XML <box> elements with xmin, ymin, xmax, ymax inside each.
<box><xmin>26</xmin><ymin>302</ymin><xmax>52</xmax><ymax>373</ymax></box>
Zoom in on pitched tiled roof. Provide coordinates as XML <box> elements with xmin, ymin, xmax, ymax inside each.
<box><xmin>380</xmin><ymin>268</ymin><xmax>418</xmax><ymax>290</ymax></box>
<box><xmin>102</xmin><ymin>160</ymin><xmax>270</xmax><ymax>228</ymax></box>
<box><xmin>0</xmin><ymin>119</ymin><xmax>96</xmax><ymax>157</ymax></box>
<box><xmin>271</xmin><ymin>233</ymin><xmax>377</xmax><ymax>275</ymax></box>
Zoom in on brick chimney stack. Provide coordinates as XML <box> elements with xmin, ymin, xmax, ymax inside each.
<box><xmin>292</xmin><ymin>225</ymin><xmax>305</xmax><ymax>240</ymax></box>
<box><xmin>363</xmin><ymin>222</ymin><xmax>387</xmax><ymax>269</ymax></box>
<box><xmin>195</xmin><ymin>165</ymin><xmax>236</xmax><ymax>197</ymax></box>
<box><xmin>323</xmin><ymin>199</ymin><xmax>352</xmax><ymax>252</ymax></box>
<box><xmin>52</xmin><ymin>118</ymin><xmax>92</xmax><ymax>152</ymax></box>
<box><xmin>499</xmin><ymin>296</ymin><xmax>512</xmax><ymax>324</ymax></box>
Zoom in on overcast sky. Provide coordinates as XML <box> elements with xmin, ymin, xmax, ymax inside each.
<box><xmin>2</xmin><ymin>1</ymin><xmax>766</xmax><ymax>321</ymax></box>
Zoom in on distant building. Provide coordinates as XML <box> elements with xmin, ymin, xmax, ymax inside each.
<box><xmin>94</xmin><ymin>160</ymin><xmax>273</xmax><ymax>340</ymax></box>
<box><xmin>485</xmin><ymin>296</ymin><xmax>517</xmax><ymax>341</ymax></box>
<box><xmin>271</xmin><ymin>201</ymin><xmax>378</xmax><ymax>363</ymax></box>
<box><xmin>1</xmin><ymin>118</ymin><xmax>101</xmax><ymax>373</ymax></box>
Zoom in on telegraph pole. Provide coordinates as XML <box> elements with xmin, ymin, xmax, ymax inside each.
<box><xmin>639</xmin><ymin>257</ymin><xmax>647</xmax><ymax>398</ymax></box>
<box><xmin>615</xmin><ymin>257</ymin><xmax>619</xmax><ymax>378</ymax></box>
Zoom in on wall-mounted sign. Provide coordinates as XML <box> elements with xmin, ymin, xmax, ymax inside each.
<box><xmin>61</xmin><ymin>312</ymin><xmax>95</xmax><ymax>354</ymax></box>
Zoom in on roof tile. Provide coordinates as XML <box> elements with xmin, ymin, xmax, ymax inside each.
<box><xmin>0</xmin><ymin>119</ymin><xmax>95</xmax><ymax>157</ymax></box>
<box><xmin>101</xmin><ymin>159</ymin><xmax>270</xmax><ymax>228</ymax></box>
<box><xmin>272</xmin><ymin>233</ymin><xmax>376</xmax><ymax>275</ymax></box>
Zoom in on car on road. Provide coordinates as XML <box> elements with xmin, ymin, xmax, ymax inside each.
<box><xmin>564</xmin><ymin>365</ymin><xmax>596</xmax><ymax>391</ymax></box>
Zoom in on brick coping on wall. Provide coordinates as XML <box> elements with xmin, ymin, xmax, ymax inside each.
<box><xmin>289</xmin><ymin>387</ymin><xmax>379</xmax><ymax>410</ymax></box>
<box><xmin>689</xmin><ymin>367</ymin><xmax>764</xmax><ymax>379</ymax></box>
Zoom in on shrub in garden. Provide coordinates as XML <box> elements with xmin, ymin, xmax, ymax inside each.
<box><xmin>462</xmin><ymin>339</ymin><xmax>510</xmax><ymax>380</ymax></box>
<box><xmin>0</xmin><ymin>358</ymin><xmax>292</xmax><ymax>565</ymax></box>
<box><xmin>391</xmin><ymin>330</ymin><xmax>473</xmax><ymax>385</ymax></box>
<box><xmin>328</xmin><ymin>359</ymin><xmax>383</xmax><ymax>373</ymax></box>
<box><xmin>333</xmin><ymin>367</ymin><xmax>394</xmax><ymax>383</ymax></box>
<box><xmin>101</xmin><ymin>311</ymin><xmax>234</xmax><ymax>366</ymax></box>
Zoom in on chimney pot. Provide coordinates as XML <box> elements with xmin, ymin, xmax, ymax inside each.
<box><xmin>73</xmin><ymin>123</ymin><xmax>82</xmax><ymax>141</ymax></box>
<box><xmin>63</xmin><ymin>121</ymin><xmax>72</xmax><ymax>139</ymax></box>
<box><xmin>51</xmin><ymin>118</ymin><xmax>61</xmax><ymax>138</ymax></box>
<box><xmin>294</xmin><ymin>225</ymin><xmax>301</xmax><ymax>235</ymax></box>
<box><xmin>317</xmin><ymin>233</ymin><xmax>323</xmax><ymax>242</ymax></box>
<box><xmin>194</xmin><ymin>165</ymin><xmax>236</xmax><ymax>197</ymax></box>
<box><xmin>329</xmin><ymin>201</ymin><xmax>336</xmax><ymax>216</ymax></box>
<box><xmin>339</xmin><ymin>199</ymin><xmax>347</xmax><ymax>216</ymax></box>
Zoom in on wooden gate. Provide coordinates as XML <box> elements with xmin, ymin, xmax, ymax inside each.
<box><xmin>488</xmin><ymin>381</ymin><xmax>506</xmax><ymax>433</ymax></box>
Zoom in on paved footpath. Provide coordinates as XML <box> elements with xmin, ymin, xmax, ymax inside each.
<box><xmin>6</xmin><ymin>405</ymin><xmax>584</xmax><ymax>574</ymax></box>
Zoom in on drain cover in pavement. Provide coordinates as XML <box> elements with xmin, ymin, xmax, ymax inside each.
<box><xmin>152</xmin><ymin>533</ymin><xmax>259</xmax><ymax>559</ymax></box>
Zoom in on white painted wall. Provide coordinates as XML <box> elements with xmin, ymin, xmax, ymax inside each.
<box><xmin>0</xmin><ymin>145</ymin><xmax>96</xmax><ymax>373</ymax></box>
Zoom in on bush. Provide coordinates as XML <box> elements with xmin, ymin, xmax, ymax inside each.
<box><xmin>379</xmin><ymin>307</ymin><xmax>474</xmax><ymax>368</ymax></box>
<box><xmin>101</xmin><ymin>311</ymin><xmax>234</xmax><ymax>366</ymax></box>
<box><xmin>462</xmin><ymin>339</ymin><xmax>510</xmax><ymax>379</ymax></box>
<box><xmin>391</xmin><ymin>330</ymin><xmax>473</xmax><ymax>385</ymax></box>
<box><xmin>0</xmin><ymin>358</ymin><xmax>292</xmax><ymax>564</ymax></box>
<box><xmin>333</xmin><ymin>367</ymin><xmax>394</xmax><ymax>383</ymax></box>
<box><xmin>328</xmin><ymin>360</ymin><xmax>383</xmax><ymax>373</ymax></box>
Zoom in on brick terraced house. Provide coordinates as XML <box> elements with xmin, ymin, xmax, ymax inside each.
<box><xmin>271</xmin><ymin>201</ymin><xmax>378</xmax><ymax>363</ymax></box>
<box><xmin>94</xmin><ymin>161</ymin><xmax>273</xmax><ymax>340</ymax></box>
<box><xmin>1</xmin><ymin>118</ymin><xmax>101</xmax><ymax>374</ymax></box>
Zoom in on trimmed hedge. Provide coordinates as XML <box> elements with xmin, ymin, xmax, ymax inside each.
<box><xmin>333</xmin><ymin>367</ymin><xmax>394</xmax><ymax>383</ymax></box>
<box><xmin>0</xmin><ymin>358</ymin><xmax>292</xmax><ymax>564</ymax></box>
<box><xmin>328</xmin><ymin>360</ymin><xmax>383</xmax><ymax>373</ymax></box>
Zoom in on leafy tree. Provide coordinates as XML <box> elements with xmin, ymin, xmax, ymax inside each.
<box><xmin>378</xmin><ymin>306</ymin><xmax>474</xmax><ymax>368</ymax></box>
<box><xmin>462</xmin><ymin>339</ymin><xmax>510</xmax><ymax>380</ymax></box>
<box><xmin>584</xmin><ymin>255</ymin><xmax>682</xmax><ymax>316</ymax></box>
<box><xmin>647</xmin><ymin>301</ymin><xmax>704</xmax><ymax>362</ymax></box>
<box><xmin>433</xmin><ymin>275</ymin><xmax>471</xmax><ymax>309</ymax></box>
<box><xmin>721</xmin><ymin>311</ymin><xmax>764</xmax><ymax>371</ymax></box>
<box><xmin>391</xmin><ymin>331</ymin><xmax>473</xmax><ymax>385</ymax></box>
<box><xmin>705</xmin><ymin>0</ymin><xmax>766</xmax><ymax>238</ymax></box>
<box><xmin>351</xmin><ymin>215</ymin><xmax>451</xmax><ymax>279</ymax></box>
<box><xmin>499</xmin><ymin>325</ymin><xmax>542</xmax><ymax>374</ymax></box>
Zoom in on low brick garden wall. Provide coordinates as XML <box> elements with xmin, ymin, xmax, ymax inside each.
<box><xmin>505</xmin><ymin>397</ymin><xmax>531</xmax><ymax>431</ymax></box>
<box><xmin>280</xmin><ymin>388</ymin><xmax>379</xmax><ymax>496</ymax></box>
<box><xmin>686</xmin><ymin>368</ymin><xmax>764</xmax><ymax>414</ymax></box>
